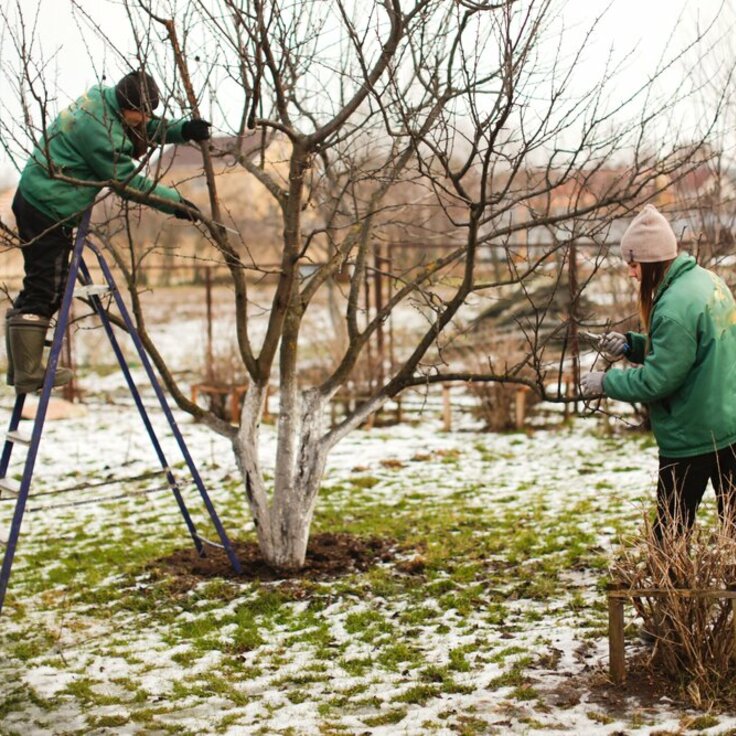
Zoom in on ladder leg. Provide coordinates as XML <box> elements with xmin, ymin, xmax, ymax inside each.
<box><xmin>77</xmin><ymin>259</ymin><xmax>205</xmax><ymax>558</ymax></box>
<box><xmin>0</xmin><ymin>211</ymin><xmax>92</xmax><ymax>614</ymax></box>
<box><xmin>82</xmin><ymin>254</ymin><xmax>241</xmax><ymax>574</ymax></box>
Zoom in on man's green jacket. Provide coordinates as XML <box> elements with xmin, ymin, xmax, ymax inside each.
<box><xmin>603</xmin><ymin>253</ymin><xmax>736</xmax><ymax>458</ymax></box>
<box><xmin>19</xmin><ymin>85</ymin><xmax>187</xmax><ymax>224</ymax></box>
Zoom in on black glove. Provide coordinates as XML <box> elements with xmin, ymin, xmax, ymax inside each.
<box><xmin>174</xmin><ymin>197</ymin><xmax>201</xmax><ymax>222</ymax></box>
<box><xmin>182</xmin><ymin>119</ymin><xmax>211</xmax><ymax>142</ymax></box>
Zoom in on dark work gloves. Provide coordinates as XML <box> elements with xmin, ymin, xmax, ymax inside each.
<box><xmin>182</xmin><ymin>119</ymin><xmax>211</xmax><ymax>142</ymax></box>
<box><xmin>175</xmin><ymin>198</ymin><xmax>201</xmax><ymax>222</ymax></box>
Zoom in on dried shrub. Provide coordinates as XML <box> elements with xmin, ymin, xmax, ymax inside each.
<box><xmin>450</xmin><ymin>339</ymin><xmax>540</xmax><ymax>431</ymax></box>
<box><xmin>198</xmin><ymin>328</ymin><xmax>249</xmax><ymax>422</ymax></box>
<box><xmin>611</xmin><ymin>498</ymin><xmax>736</xmax><ymax>708</ymax></box>
<box><xmin>466</xmin><ymin>381</ymin><xmax>539</xmax><ymax>431</ymax></box>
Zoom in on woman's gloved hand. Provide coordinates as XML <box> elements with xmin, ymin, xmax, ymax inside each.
<box><xmin>599</xmin><ymin>332</ymin><xmax>629</xmax><ymax>361</ymax></box>
<box><xmin>581</xmin><ymin>371</ymin><xmax>606</xmax><ymax>397</ymax></box>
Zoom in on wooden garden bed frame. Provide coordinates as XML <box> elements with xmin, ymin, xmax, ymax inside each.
<box><xmin>607</xmin><ymin>585</ymin><xmax>736</xmax><ymax>684</ymax></box>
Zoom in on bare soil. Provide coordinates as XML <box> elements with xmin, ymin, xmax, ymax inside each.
<box><xmin>582</xmin><ymin>653</ymin><xmax>736</xmax><ymax>715</ymax></box>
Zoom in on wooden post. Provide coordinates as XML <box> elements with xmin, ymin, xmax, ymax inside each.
<box><xmin>442</xmin><ymin>383</ymin><xmax>452</xmax><ymax>431</ymax></box>
<box><xmin>230</xmin><ymin>387</ymin><xmax>240</xmax><ymax>425</ymax></box>
<box><xmin>364</xmin><ymin>255</ymin><xmax>373</xmax><ymax>393</ymax></box>
<box><xmin>205</xmin><ymin>267</ymin><xmax>214</xmax><ymax>384</ymax></box>
<box><xmin>387</xmin><ymin>245</ymin><xmax>395</xmax><ymax>376</ymax></box>
<box><xmin>515</xmin><ymin>388</ymin><xmax>526</xmax><ymax>429</ymax></box>
<box><xmin>608</xmin><ymin>595</ymin><xmax>626</xmax><ymax>684</ymax></box>
<box><xmin>374</xmin><ymin>245</ymin><xmax>385</xmax><ymax>386</ymax></box>
<box><xmin>568</xmin><ymin>241</ymin><xmax>580</xmax><ymax>415</ymax></box>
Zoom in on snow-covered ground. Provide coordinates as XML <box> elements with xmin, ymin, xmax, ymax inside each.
<box><xmin>0</xmin><ymin>288</ymin><xmax>733</xmax><ymax>735</ymax></box>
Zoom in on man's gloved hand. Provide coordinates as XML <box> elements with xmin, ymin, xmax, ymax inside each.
<box><xmin>580</xmin><ymin>371</ymin><xmax>606</xmax><ymax>398</ymax></box>
<box><xmin>175</xmin><ymin>197</ymin><xmax>201</xmax><ymax>222</ymax></box>
<box><xmin>182</xmin><ymin>119</ymin><xmax>211</xmax><ymax>142</ymax></box>
<box><xmin>599</xmin><ymin>331</ymin><xmax>629</xmax><ymax>361</ymax></box>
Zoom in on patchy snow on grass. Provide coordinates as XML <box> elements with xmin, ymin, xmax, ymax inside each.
<box><xmin>0</xmin><ymin>296</ymin><xmax>734</xmax><ymax>735</ymax></box>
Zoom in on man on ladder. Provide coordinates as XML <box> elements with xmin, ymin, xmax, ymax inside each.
<box><xmin>7</xmin><ymin>69</ymin><xmax>210</xmax><ymax>394</ymax></box>
<box><xmin>0</xmin><ymin>71</ymin><xmax>242</xmax><ymax>614</ymax></box>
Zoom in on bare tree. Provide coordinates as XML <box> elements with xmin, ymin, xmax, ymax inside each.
<box><xmin>667</xmin><ymin>11</ymin><xmax>736</xmax><ymax>278</ymax></box>
<box><xmin>0</xmin><ymin>0</ymin><xmax>724</xmax><ymax>568</ymax></box>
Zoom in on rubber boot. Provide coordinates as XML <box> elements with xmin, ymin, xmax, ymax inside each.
<box><xmin>7</xmin><ymin>314</ymin><xmax>73</xmax><ymax>395</ymax></box>
<box><xmin>5</xmin><ymin>309</ymin><xmax>14</xmax><ymax>386</ymax></box>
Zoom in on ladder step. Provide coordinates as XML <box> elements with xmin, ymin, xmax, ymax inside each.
<box><xmin>74</xmin><ymin>284</ymin><xmax>111</xmax><ymax>299</ymax></box>
<box><xmin>0</xmin><ymin>522</ymin><xmax>22</xmax><ymax>546</ymax></box>
<box><xmin>0</xmin><ymin>478</ymin><xmax>20</xmax><ymax>498</ymax></box>
<box><xmin>6</xmin><ymin>430</ymin><xmax>31</xmax><ymax>447</ymax></box>
<box><xmin>196</xmin><ymin>535</ymin><xmax>225</xmax><ymax>550</ymax></box>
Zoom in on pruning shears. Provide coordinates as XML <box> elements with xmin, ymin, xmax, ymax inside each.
<box><xmin>579</xmin><ymin>331</ymin><xmax>603</xmax><ymax>347</ymax></box>
<box><xmin>580</xmin><ymin>330</ymin><xmax>630</xmax><ymax>358</ymax></box>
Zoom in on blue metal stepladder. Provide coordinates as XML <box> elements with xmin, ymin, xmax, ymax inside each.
<box><xmin>0</xmin><ymin>208</ymin><xmax>242</xmax><ymax>615</ymax></box>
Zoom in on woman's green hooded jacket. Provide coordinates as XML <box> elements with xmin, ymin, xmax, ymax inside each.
<box><xmin>603</xmin><ymin>253</ymin><xmax>736</xmax><ymax>458</ymax></box>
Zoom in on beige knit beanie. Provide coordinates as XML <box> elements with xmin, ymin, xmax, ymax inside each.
<box><xmin>619</xmin><ymin>204</ymin><xmax>678</xmax><ymax>263</ymax></box>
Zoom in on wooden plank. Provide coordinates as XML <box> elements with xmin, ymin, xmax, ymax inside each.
<box><xmin>608</xmin><ymin>588</ymin><xmax>736</xmax><ymax>600</ymax></box>
<box><xmin>608</xmin><ymin>596</ymin><xmax>626</xmax><ymax>685</ymax></box>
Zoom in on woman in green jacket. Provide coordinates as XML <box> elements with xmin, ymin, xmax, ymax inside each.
<box><xmin>7</xmin><ymin>70</ymin><xmax>209</xmax><ymax>394</ymax></box>
<box><xmin>581</xmin><ymin>204</ymin><xmax>736</xmax><ymax>537</ymax></box>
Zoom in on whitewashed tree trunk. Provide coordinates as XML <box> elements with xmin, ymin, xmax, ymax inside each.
<box><xmin>234</xmin><ymin>383</ymin><xmax>329</xmax><ymax>569</ymax></box>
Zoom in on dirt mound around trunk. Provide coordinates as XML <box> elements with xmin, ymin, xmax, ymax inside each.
<box><xmin>147</xmin><ymin>532</ymin><xmax>397</xmax><ymax>589</ymax></box>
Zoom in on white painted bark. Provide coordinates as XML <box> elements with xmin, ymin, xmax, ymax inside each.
<box><xmin>233</xmin><ymin>382</ymin><xmax>275</xmax><ymax>557</ymax></box>
<box><xmin>269</xmin><ymin>388</ymin><xmax>328</xmax><ymax>568</ymax></box>
<box><xmin>233</xmin><ymin>381</ymin><xmax>330</xmax><ymax>569</ymax></box>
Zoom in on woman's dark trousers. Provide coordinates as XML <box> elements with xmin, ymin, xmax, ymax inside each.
<box><xmin>655</xmin><ymin>443</ymin><xmax>736</xmax><ymax>538</ymax></box>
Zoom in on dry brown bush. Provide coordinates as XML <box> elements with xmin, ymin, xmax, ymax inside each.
<box><xmin>466</xmin><ymin>380</ymin><xmax>540</xmax><ymax>431</ymax></box>
<box><xmin>196</xmin><ymin>330</ymin><xmax>249</xmax><ymax>422</ymax></box>
<box><xmin>451</xmin><ymin>340</ymin><xmax>540</xmax><ymax>431</ymax></box>
<box><xmin>611</xmin><ymin>498</ymin><xmax>736</xmax><ymax>708</ymax></box>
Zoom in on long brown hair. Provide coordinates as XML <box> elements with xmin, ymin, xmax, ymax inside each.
<box><xmin>639</xmin><ymin>259</ymin><xmax>675</xmax><ymax>330</ymax></box>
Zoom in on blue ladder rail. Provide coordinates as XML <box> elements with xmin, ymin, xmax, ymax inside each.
<box><xmin>0</xmin><ymin>209</ymin><xmax>242</xmax><ymax>615</ymax></box>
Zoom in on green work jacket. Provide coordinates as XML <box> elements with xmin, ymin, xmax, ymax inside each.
<box><xmin>603</xmin><ymin>253</ymin><xmax>736</xmax><ymax>458</ymax></box>
<box><xmin>18</xmin><ymin>85</ymin><xmax>187</xmax><ymax>224</ymax></box>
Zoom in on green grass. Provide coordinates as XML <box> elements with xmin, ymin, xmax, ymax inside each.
<box><xmin>0</xmin><ymin>419</ymin><xmax>676</xmax><ymax>734</ymax></box>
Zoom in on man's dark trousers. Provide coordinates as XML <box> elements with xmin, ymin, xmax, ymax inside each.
<box><xmin>11</xmin><ymin>190</ymin><xmax>74</xmax><ymax>318</ymax></box>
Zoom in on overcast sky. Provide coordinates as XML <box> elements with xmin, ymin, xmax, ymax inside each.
<box><xmin>0</xmin><ymin>0</ymin><xmax>732</xmax><ymax>187</ymax></box>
